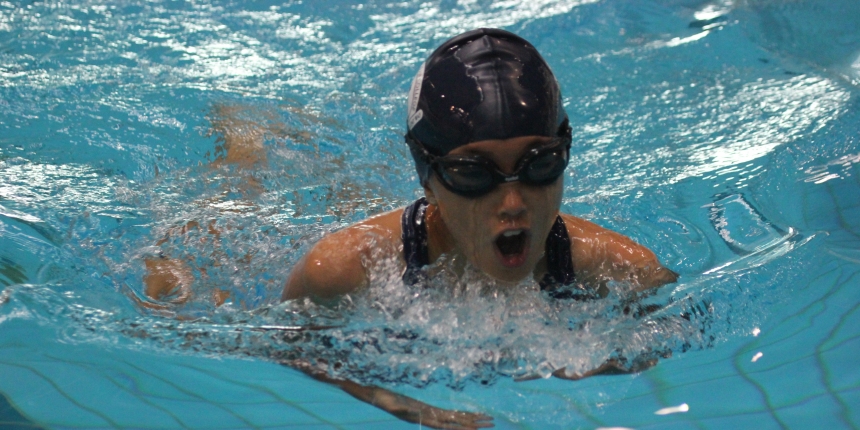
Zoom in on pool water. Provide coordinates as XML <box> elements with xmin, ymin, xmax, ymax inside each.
<box><xmin>2</xmin><ymin>0</ymin><xmax>860</xmax><ymax>428</ymax></box>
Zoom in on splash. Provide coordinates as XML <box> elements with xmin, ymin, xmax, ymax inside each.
<box><xmin>5</xmin><ymin>243</ymin><xmax>797</xmax><ymax>391</ymax></box>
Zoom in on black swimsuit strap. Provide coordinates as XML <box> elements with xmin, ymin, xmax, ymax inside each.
<box><xmin>541</xmin><ymin>216</ymin><xmax>599</xmax><ymax>300</ymax></box>
<box><xmin>540</xmin><ymin>215</ymin><xmax>576</xmax><ymax>288</ymax></box>
<box><xmin>401</xmin><ymin>197</ymin><xmax>430</xmax><ymax>284</ymax></box>
<box><xmin>401</xmin><ymin>198</ymin><xmax>577</xmax><ymax>290</ymax></box>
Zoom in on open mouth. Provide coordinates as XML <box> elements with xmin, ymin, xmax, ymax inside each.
<box><xmin>494</xmin><ymin>229</ymin><xmax>530</xmax><ymax>267</ymax></box>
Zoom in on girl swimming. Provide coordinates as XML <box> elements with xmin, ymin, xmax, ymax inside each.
<box><xmin>283</xmin><ymin>28</ymin><xmax>677</xmax><ymax>304</ymax></box>
<box><xmin>144</xmin><ymin>28</ymin><xmax>678</xmax><ymax>429</ymax></box>
<box><xmin>279</xmin><ymin>28</ymin><xmax>678</xmax><ymax>429</ymax></box>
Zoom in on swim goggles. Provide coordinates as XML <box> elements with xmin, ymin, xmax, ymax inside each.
<box><xmin>407</xmin><ymin>136</ymin><xmax>571</xmax><ymax>198</ymax></box>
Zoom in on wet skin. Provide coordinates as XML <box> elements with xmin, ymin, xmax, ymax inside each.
<box><xmin>282</xmin><ymin>135</ymin><xmax>678</xmax><ymax>302</ymax></box>
<box><xmin>282</xmin><ymin>136</ymin><xmax>566</xmax><ymax>301</ymax></box>
<box><xmin>422</xmin><ymin>136</ymin><xmax>563</xmax><ymax>284</ymax></box>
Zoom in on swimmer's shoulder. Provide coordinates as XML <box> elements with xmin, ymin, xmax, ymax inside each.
<box><xmin>559</xmin><ymin>213</ymin><xmax>622</xmax><ymax>271</ymax></box>
<box><xmin>354</xmin><ymin>207</ymin><xmax>405</xmax><ymax>238</ymax></box>
<box><xmin>559</xmin><ymin>213</ymin><xmax>678</xmax><ymax>289</ymax></box>
<box><xmin>281</xmin><ymin>208</ymin><xmax>405</xmax><ymax>302</ymax></box>
<box><xmin>559</xmin><ymin>212</ymin><xmax>630</xmax><ymax>252</ymax></box>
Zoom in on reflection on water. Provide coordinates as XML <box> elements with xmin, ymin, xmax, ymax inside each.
<box><xmin>569</xmin><ymin>73</ymin><xmax>851</xmax><ymax>200</ymax></box>
<box><xmin>804</xmin><ymin>152</ymin><xmax>860</xmax><ymax>184</ymax></box>
<box><xmin>707</xmin><ymin>193</ymin><xmax>788</xmax><ymax>256</ymax></box>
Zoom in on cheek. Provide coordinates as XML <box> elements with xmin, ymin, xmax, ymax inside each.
<box><xmin>431</xmin><ymin>183</ymin><xmax>493</xmax><ymax>255</ymax></box>
<box><xmin>531</xmin><ymin>179</ymin><xmax>563</xmax><ymax>213</ymax></box>
<box><xmin>440</xmin><ymin>198</ymin><xmax>485</xmax><ymax>248</ymax></box>
<box><xmin>547</xmin><ymin>180</ymin><xmax>563</xmax><ymax>210</ymax></box>
<box><xmin>527</xmin><ymin>180</ymin><xmax>564</xmax><ymax>236</ymax></box>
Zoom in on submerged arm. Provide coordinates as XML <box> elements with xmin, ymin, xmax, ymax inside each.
<box><xmin>549</xmin><ymin>351</ymin><xmax>668</xmax><ymax>381</ymax></box>
<box><xmin>286</xmin><ymin>360</ymin><xmax>493</xmax><ymax>429</ymax></box>
<box><xmin>139</xmin><ymin>104</ymin><xmax>274</xmax><ymax>308</ymax></box>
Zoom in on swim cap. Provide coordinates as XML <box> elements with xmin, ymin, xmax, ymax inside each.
<box><xmin>406</xmin><ymin>28</ymin><xmax>570</xmax><ymax>182</ymax></box>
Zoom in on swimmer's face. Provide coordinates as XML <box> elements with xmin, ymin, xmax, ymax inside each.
<box><xmin>424</xmin><ymin>136</ymin><xmax>564</xmax><ymax>283</ymax></box>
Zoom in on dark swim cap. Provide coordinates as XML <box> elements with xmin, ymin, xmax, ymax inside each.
<box><xmin>406</xmin><ymin>28</ymin><xmax>570</xmax><ymax>182</ymax></box>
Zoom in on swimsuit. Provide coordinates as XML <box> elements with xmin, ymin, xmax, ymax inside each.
<box><xmin>401</xmin><ymin>198</ymin><xmax>589</xmax><ymax>299</ymax></box>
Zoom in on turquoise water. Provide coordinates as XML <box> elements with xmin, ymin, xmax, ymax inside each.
<box><xmin>1</xmin><ymin>0</ymin><xmax>860</xmax><ymax>428</ymax></box>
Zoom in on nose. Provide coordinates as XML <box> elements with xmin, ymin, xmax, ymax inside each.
<box><xmin>497</xmin><ymin>184</ymin><xmax>527</xmax><ymax>221</ymax></box>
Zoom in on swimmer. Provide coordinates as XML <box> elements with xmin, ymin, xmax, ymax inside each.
<box><xmin>282</xmin><ymin>28</ymin><xmax>678</xmax><ymax>428</ymax></box>
<box><xmin>284</xmin><ymin>28</ymin><xmax>677</xmax><ymax>302</ymax></box>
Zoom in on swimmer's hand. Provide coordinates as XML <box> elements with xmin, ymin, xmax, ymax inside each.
<box><xmin>143</xmin><ymin>257</ymin><xmax>193</xmax><ymax>305</ymax></box>
<box><xmin>339</xmin><ymin>380</ymin><xmax>493</xmax><ymax>429</ymax></box>
<box><xmin>551</xmin><ymin>355</ymin><xmax>661</xmax><ymax>380</ymax></box>
<box><xmin>287</xmin><ymin>360</ymin><xmax>492</xmax><ymax>429</ymax></box>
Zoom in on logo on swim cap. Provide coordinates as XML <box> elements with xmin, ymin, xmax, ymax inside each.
<box><xmin>408</xmin><ymin>109</ymin><xmax>423</xmax><ymax>131</ymax></box>
<box><xmin>407</xmin><ymin>63</ymin><xmax>425</xmax><ymax>131</ymax></box>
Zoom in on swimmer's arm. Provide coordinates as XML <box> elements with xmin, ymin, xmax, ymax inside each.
<box><xmin>287</xmin><ymin>360</ymin><xmax>493</xmax><ymax>429</ymax></box>
<box><xmin>563</xmin><ymin>215</ymin><xmax>678</xmax><ymax>291</ymax></box>
<box><xmin>140</xmin><ymin>221</ymin><xmax>230</xmax><ymax>308</ymax></box>
<box><xmin>550</xmin><ymin>355</ymin><xmax>661</xmax><ymax>381</ymax></box>
<box><xmin>281</xmin><ymin>229</ymin><xmax>369</xmax><ymax>302</ymax></box>
<box><xmin>337</xmin><ymin>381</ymin><xmax>493</xmax><ymax>429</ymax></box>
<box><xmin>600</xmin><ymin>232</ymin><xmax>678</xmax><ymax>290</ymax></box>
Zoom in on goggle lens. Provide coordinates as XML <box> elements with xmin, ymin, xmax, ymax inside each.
<box><xmin>438</xmin><ymin>164</ymin><xmax>494</xmax><ymax>194</ymax></box>
<box><xmin>432</xmin><ymin>139</ymin><xmax>570</xmax><ymax>197</ymax></box>
<box><xmin>525</xmin><ymin>147</ymin><xmax>569</xmax><ymax>185</ymax></box>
